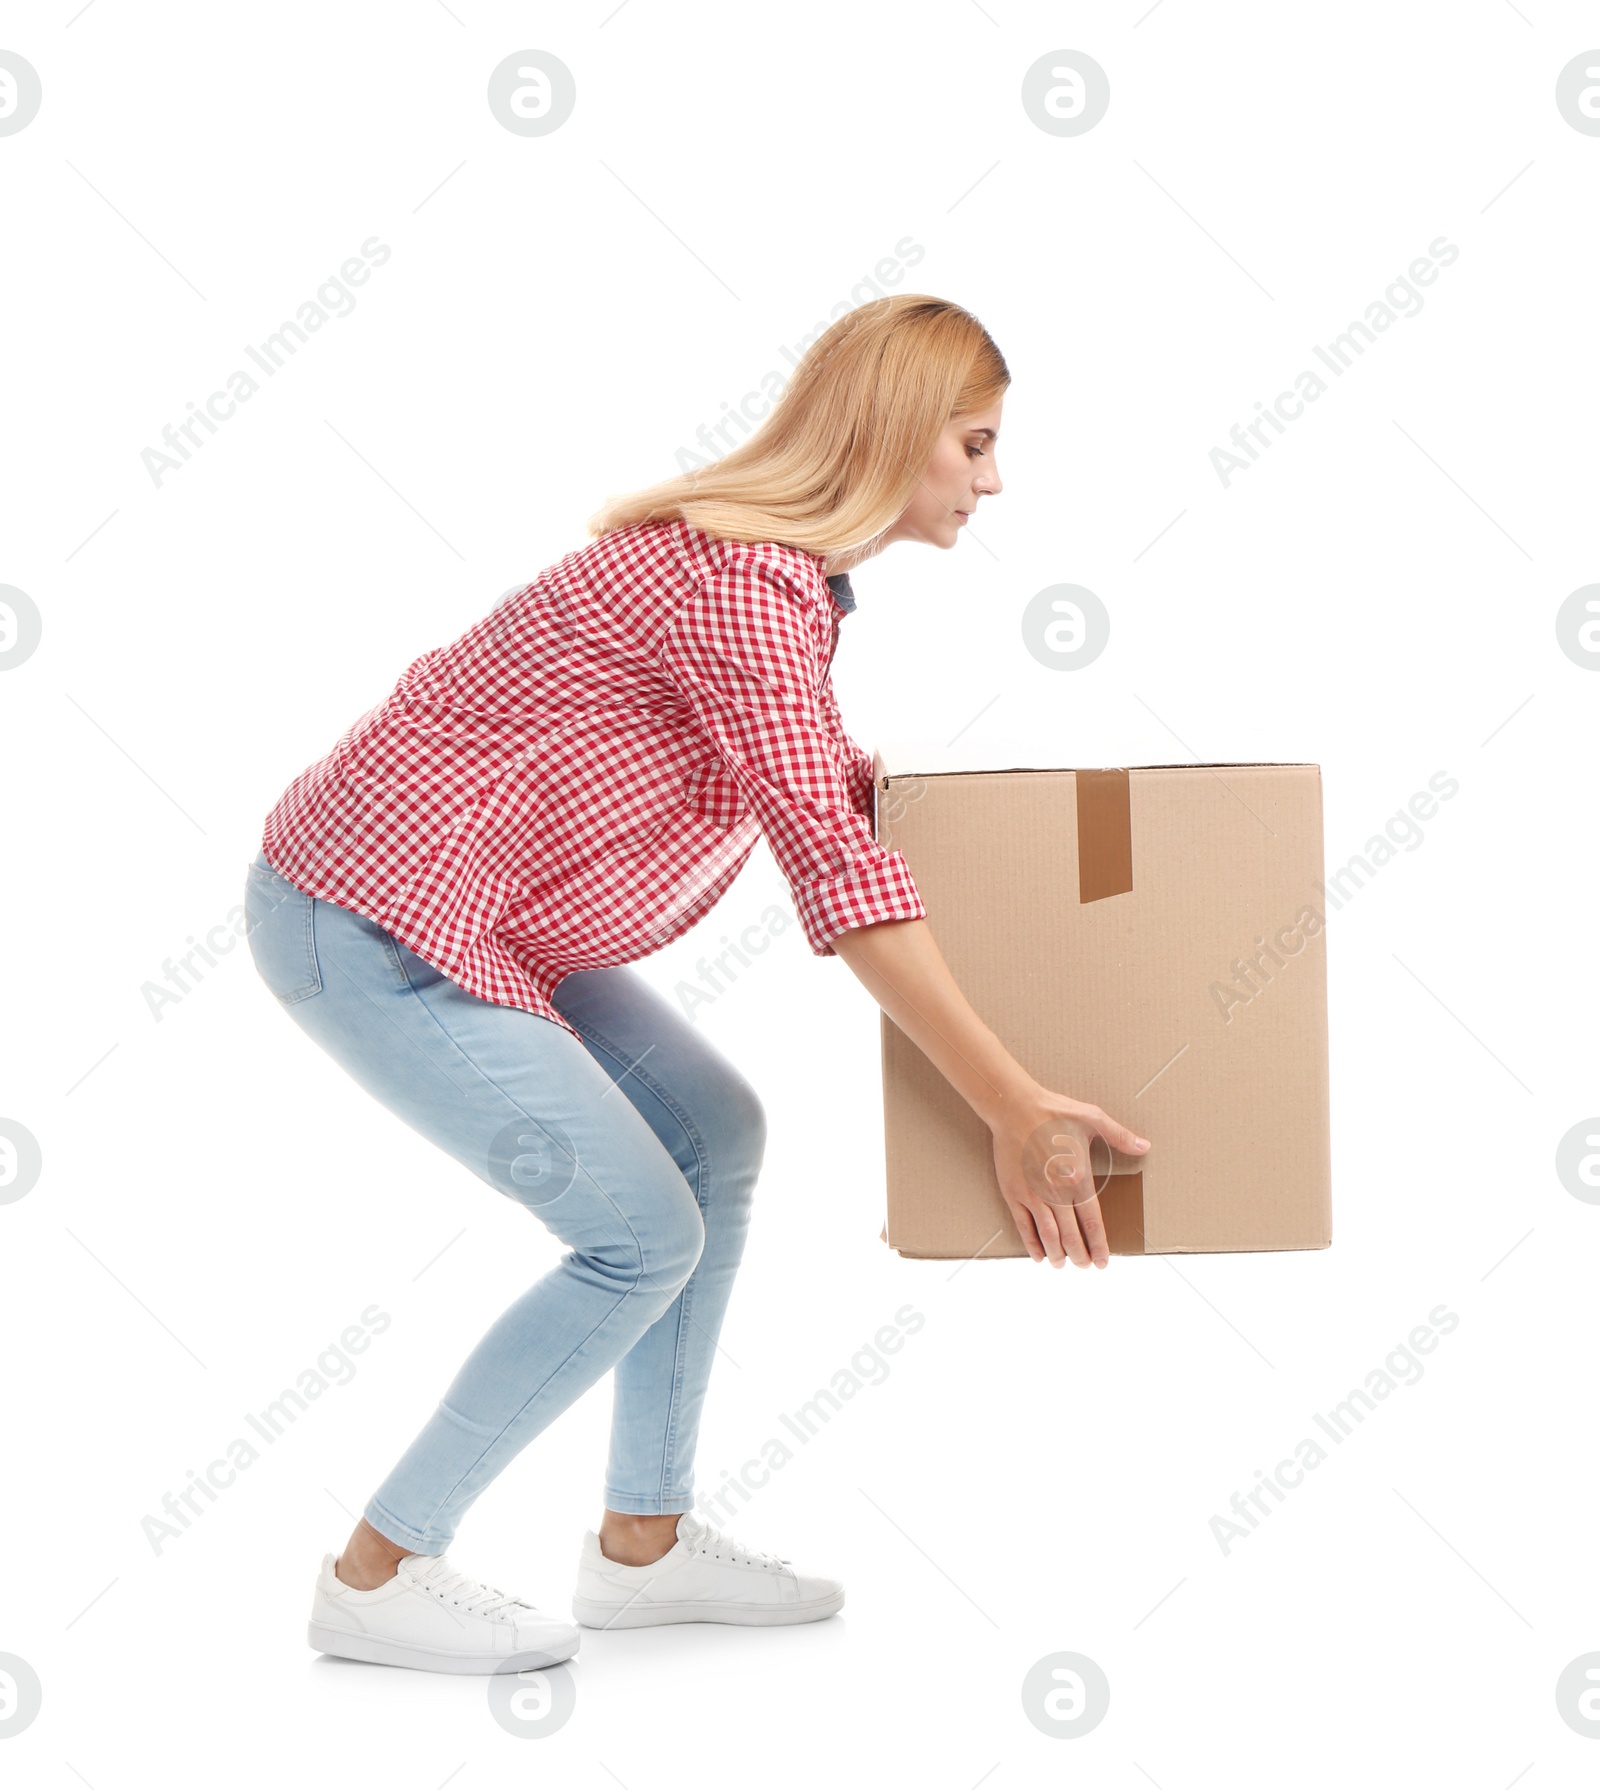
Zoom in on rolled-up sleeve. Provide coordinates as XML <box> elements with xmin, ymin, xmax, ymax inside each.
<box><xmin>659</xmin><ymin>549</ymin><xmax>926</xmax><ymax>956</ymax></box>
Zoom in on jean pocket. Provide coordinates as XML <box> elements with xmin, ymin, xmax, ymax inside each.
<box><xmin>243</xmin><ymin>860</ymin><xmax>323</xmax><ymax>1004</ymax></box>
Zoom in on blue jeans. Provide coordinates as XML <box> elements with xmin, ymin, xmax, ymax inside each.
<box><xmin>242</xmin><ymin>848</ymin><xmax>765</xmax><ymax>1553</ymax></box>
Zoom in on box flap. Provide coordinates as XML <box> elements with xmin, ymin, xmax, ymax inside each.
<box><xmin>872</xmin><ymin>741</ymin><xmax>1319</xmax><ymax>788</ymax></box>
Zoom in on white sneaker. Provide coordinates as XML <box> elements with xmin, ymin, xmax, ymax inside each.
<box><xmin>571</xmin><ymin>1510</ymin><xmax>844</xmax><ymax>1629</ymax></box>
<box><xmin>308</xmin><ymin>1550</ymin><xmax>581</xmax><ymax>1674</ymax></box>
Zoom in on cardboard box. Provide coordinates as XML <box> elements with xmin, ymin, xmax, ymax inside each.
<box><xmin>872</xmin><ymin>749</ymin><xmax>1332</xmax><ymax>1259</ymax></box>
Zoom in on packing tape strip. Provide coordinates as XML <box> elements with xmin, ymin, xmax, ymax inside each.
<box><xmin>1076</xmin><ymin>768</ymin><xmax>1133</xmax><ymax>903</ymax></box>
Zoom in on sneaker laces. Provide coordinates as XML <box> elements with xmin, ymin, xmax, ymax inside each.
<box><xmin>404</xmin><ymin>1553</ymin><xmax>532</xmax><ymax>1620</ymax></box>
<box><xmin>686</xmin><ymin>1516</ymin><xmax>791</xmax><ymax>1573</ymax></box>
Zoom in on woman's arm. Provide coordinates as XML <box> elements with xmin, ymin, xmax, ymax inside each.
<box><xmin>831</xmin><ymin>916</ymin><xmax>1151</xmax><ymax>1271</ymax></box>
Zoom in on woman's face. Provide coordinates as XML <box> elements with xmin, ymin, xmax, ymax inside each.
<box><xmin>884</xmin><ymin>399</ymin><xmax>1005</xmax><ymax>550</ymax></box>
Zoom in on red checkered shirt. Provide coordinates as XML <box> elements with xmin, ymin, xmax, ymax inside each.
<box><xmin>258</xmin><ymin>517</ymin><xmax>926</xmax><ymax>1041</ymax></box>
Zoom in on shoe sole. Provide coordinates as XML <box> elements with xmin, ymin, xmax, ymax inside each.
<box><xmin>570</xmin><ymin>1587</ymin><xmax>845</xmax><ymax>1629</ymax></box>
<box><xmin>308</xmin><ymin>1620</ymin><xmax>580</xmax><ymax>1675</ymax></box>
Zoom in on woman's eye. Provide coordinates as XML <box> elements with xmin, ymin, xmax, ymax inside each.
<box><xmin>966</xmin><ymin>443</ymin><xmax>986</xmax><ymax>458</ymax></box>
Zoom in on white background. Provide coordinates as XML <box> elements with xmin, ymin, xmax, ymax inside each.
<box><xmin>2</xmin><ymin>1</ymin><xmax>1597</xmax><ymax>1784</ymax></box>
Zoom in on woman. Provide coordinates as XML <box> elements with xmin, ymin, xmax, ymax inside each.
<box><xmin>244</xmin><ymin>293</ymin><xmax>1150</xmax><ymax>1676</ymax></box>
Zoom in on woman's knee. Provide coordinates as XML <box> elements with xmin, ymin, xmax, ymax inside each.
<box><xmin>705</xmin><ymin>1071</ymin><xmax>767</xmax><ymax>1188</ymax></box>
<box><xmin>638</xmin><ymin>1185</ymin><xmax>706</xmax><ymax>1292</ymax></box>
<box><xmin>565</xmin><ymin>1178</ymin><xmax>703</xmax><ymax>1306</ymax></box>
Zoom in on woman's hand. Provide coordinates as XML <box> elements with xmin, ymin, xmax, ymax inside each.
<box><xmin>990</xmin><ymin>1088</ymin><xmax>1151</xmax><ymax>1269</ymax></box>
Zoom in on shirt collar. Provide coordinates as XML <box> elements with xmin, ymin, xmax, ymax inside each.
<box><xmin>825</xmin><ymin>571</ymin><xmax>856</xmax><ymax>613</ymax></box>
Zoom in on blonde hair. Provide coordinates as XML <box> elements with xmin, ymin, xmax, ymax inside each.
<box><xmin>586</xmin><ymin>294</ymin><xmax>1009</xmax><ymax>574</ymax></box>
